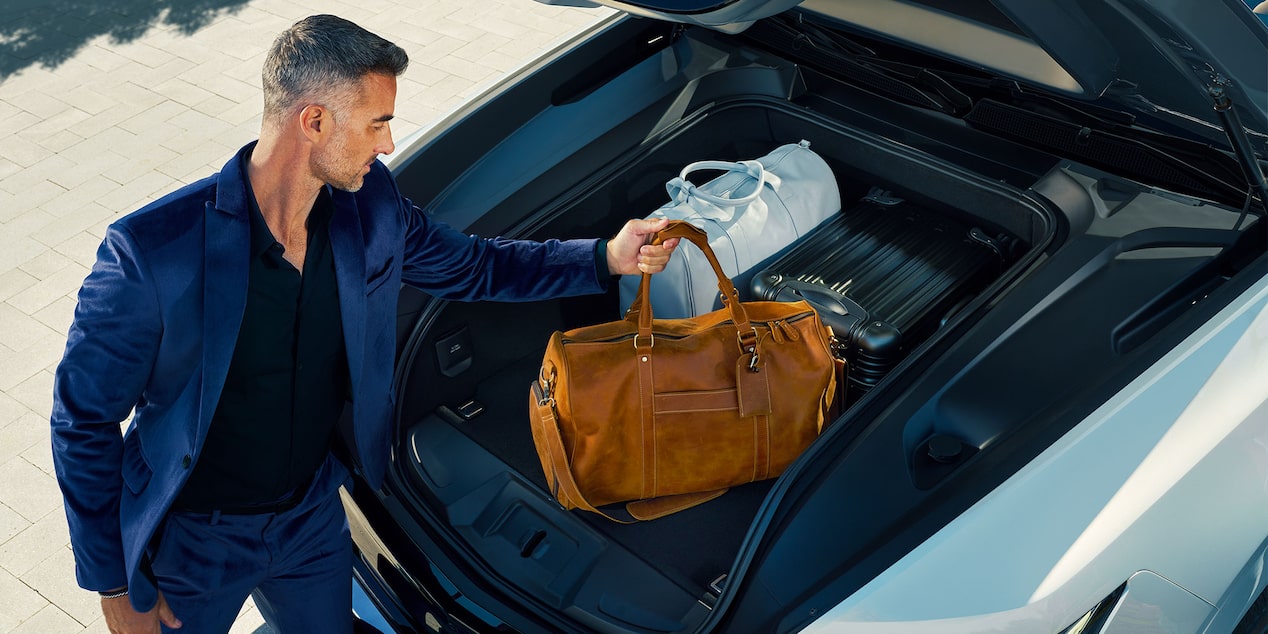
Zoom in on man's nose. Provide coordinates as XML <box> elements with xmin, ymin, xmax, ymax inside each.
<box><xmin>378</xmin><ymin>125</ymin><xmax>395</xmax><ymax>156</ymax></box>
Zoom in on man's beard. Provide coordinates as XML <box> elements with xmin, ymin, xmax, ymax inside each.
<box><xmin>313</xmin><ymin>133</ymin><xmax>368</xmax><ymax>192</ymax></box>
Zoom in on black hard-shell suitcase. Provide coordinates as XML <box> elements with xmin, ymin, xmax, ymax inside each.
<box><xmin>751</xmin><ymin>189</ymin><xmax>1007</xmax><ymax>401</ymax></box>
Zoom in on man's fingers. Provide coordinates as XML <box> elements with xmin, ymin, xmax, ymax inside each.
<box><xmin>157</xmin><ymin>593</ymin><xmax>182</xmax><ymax>629</ymax></box>
<box><xmin>637</xmin><ymin>239</ymin><xmax>679</xmax><ymax>273</ymax></box>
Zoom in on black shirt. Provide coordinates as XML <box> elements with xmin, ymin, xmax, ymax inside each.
<box><xmin>175</xmin><ymin>174</ymin><xmax>349</xmax><ymax>512</ymax></box>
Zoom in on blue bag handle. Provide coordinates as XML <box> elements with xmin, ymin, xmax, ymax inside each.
<box><xmin>665</xmin><ymin>159</ymin><xmax>782</xmax><ymax>208</ymax></box>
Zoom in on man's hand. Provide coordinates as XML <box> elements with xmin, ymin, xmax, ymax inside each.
<box><xmin>102</xmin><ymin>591</ymin><xmax>181</xmax><ymax>633</ymax></box>
<box><xmin>606</xmin><ymin>218</ymin><xmax>681</xmax><ymax>276</ymax></box>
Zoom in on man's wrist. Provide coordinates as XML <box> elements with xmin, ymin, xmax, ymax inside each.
<box><xmin>596</xmin><ymin>239</ymin><xmax>615</xmax><ymax>278</ymax></box>
<box><xmin>98</xmin><ymin>586</ymin><xmax>128</xmax><ymax>599</ymax></box>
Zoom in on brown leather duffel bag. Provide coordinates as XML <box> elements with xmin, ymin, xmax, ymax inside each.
<box><xmin>530</xmin><ymin>221</ymin><xmax>840</xmax><ymax>521</ymax></box>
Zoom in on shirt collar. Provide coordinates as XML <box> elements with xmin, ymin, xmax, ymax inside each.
<box><xmin>241</xmin><ymin>161</ymin><xmax>335</xmax><ymax>261</ymax></box>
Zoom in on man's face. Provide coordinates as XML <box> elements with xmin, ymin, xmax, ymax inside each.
<box><xmin>312</xmin><ymin>72</ymin><xmax>397</xmax><ymax>192</ymax></box>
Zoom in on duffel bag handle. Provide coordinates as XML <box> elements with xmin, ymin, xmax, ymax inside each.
<box><xmin>666</xmin><ymin>160</ymin><xmax>780</xmax><ymax>208</ymax></box>
<box><xmin>630</xmin><ymin>221</ymin><xmax>756</xmax><ymax>351</ymax></box>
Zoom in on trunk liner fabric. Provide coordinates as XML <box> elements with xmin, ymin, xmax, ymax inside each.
<box><xmin>454</xmin><ymin>352</ymin><xmax>770</xmax><ymax>591</ymax></box>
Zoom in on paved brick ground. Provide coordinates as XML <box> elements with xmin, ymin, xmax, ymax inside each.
<box><xmin>0</xmin><ymin>1</ymin><xmax>612</xmax><ymax>631</ymax></box>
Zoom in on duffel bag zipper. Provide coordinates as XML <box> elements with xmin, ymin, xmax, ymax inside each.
<box><xmin>559</xmin><ymin>310</ymin><xmax>821</xmax><ymax>346</ymax></box>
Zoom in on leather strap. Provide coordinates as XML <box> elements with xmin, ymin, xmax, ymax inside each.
<box><xmin>533</xmin><ymin>389</ymin><xmax>629</xmax><ymax>523</ymax></box>
<box><xmin>636</xmin><ymin>337</ymin><xmax>656</xmax><ymax>500</ymax></box>
<box><xmin>628</xmin><ymin>221</ymin><xmax>753</xmax><ymax>340</ymax></box>
<box><xmin>626</xmin><ymin>489</ymin><xmax>728</xmax><ymax>521</ymax></box>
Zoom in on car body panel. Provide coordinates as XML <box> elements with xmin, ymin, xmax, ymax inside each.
<box><xmin>577</xmin><ymin>0</ymin><xmax>1268</xmax><ymax>143</ymax></box>
<box><xmin>801</xmin><ymin>273</ymin><xmax>1268</xmax><ymax>631</ymax></box>
<box><xmin>536</xmin><ymin>0</ymin><xmax>805</xmax><ymax>32</ymax></box>
<box><xmin>1105</xmin><ymin>572</ymin><xmax>1213</xmax><ymax>633</ymax></box>
<box><xmin>989</xmin><ymin>0</ymin><xmax>1267</xmax><ymax>134</ymax></box>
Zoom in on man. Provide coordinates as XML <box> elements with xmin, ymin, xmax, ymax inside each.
<box><xmin>50</xmin><ymin>14</ymin><xmax>679</xmax><ymax>634</ymax></box>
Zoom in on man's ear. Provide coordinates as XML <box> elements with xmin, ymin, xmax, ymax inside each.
<box><xmin>299</xmin><ymin>104</ymin><xmax>328</xmax><ymax>142</ymax></box>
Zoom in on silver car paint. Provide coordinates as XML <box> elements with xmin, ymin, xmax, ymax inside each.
<box><xmin>1103</xmin><ymin>571</ymin><xmax>1213</xmax><ymax>633</ymax></box>
<box><xmin>800</xmin><ymin>260</ymin><xmax>1268</xmax><ymax>632</ymax></box>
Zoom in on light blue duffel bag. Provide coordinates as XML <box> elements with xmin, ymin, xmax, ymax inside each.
<box><xmin>619</xmin><ymin>140</ymin><xmax>841</xmax><ymax>318</ymax></box>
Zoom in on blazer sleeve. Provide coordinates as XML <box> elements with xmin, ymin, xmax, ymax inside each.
<box><xmin>391</xmin><ymin>178</ymin><xmax>606</xmax><ymax>301</ymax></box>
<box><xmin>50</xmin><ymin>223</ymin><xmax>162</xmax><ymax>592</ymax></box>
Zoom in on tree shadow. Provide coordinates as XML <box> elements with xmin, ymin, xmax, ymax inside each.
<box><xmin>0</xmin><ymin>0</ymin><xmax>251</xmax><ymax>79</ymax></box>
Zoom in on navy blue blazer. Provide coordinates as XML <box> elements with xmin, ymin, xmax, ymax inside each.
<box><xmin>50</xmin><ymin>142</ymin><xmax>605</xmax><ymax>611</ymax></box>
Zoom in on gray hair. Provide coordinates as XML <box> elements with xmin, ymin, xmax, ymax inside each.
<box><xmin>262</xmin><ymin>14</ymin><xmax>409</xmax><ymax>125</ymax></box>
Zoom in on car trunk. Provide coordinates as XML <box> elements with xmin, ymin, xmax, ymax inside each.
<box><xmin>386</xmin><ymin>67</ymin><xmax>1054</xmax><ymax>628</ymax></box>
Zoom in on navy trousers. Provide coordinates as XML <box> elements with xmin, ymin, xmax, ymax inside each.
<box><xmin>148</xmin><ymin>455</ymin><xmax>353</xmax><ymax>633</ymax></box>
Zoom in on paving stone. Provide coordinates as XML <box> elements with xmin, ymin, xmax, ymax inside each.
<box><xmin>31</xmin><ymin>129</ymin><xmax>87</xmax><ymax>155</ymax></box>
<box><xmin>219</xmin><ymin>98</ymin><xmax>266</xmax><ymax>128</ymax></box>
<box><xmin>0</xmin><ymin>412</ymin><xmax>48</xmax><ymax>467</ymax></box>
<box><xmin>54</xmin><ymin>231</ymin><xmax>107</xmax><ymax>270</ymax></box>
<box><xmin>9</xmin><ymin>370</ymin><xmax>55</xmax><ymax>421</ymax></box>
<box><xmin>0</xmin><ymin>508</ymin><xmax>69</xmax><ymax>579</ymax></box>
<box><xmin>0</xmin><ymin>110</ymin><xmax>42</xmax><ymax>147</ymax></box>
<box><xmin>60</xmin><ymin>127</ymin><xmax>138</xmax><ymax>165</ymax></box>
<box><xmin>6</xmin><ymin>264</ymin><xmax>91</xmax><ymax>317</ymax></box>
<box><xmin>0</xmin><ymin>270</ymin><xmax>39</xmax><ymax>304</ymax></box>
<box><xmin>428</xmin><ymin>54</ymin><xmax>498</xmax><ymax>85</ymax></box>
<box><xmin>110</xmin><ymin>40</ymin><xmax>177</xmax><ymax>70</ymax></box>
<box><xmin>85</xmin><ymin>80</ymin><xmax>166</xmax><ymax>115</ymax></box>
<box><xmin>2</xmin><ymin>207</ymin><xmax>55</xmax><ymax>242</ymax></box>
<box><xmin>194</xmin><ymin>73</ymin><xmax>259</xmax><ymax>106</ymax></box>
<box><xmin>55</xmin><ymin>84</ymin><xmax>113</xmax><ymax>117</ymax></box>
<box><xmin>0</xmin><ymin>392</ymin><xmax>29</xmax><ymax>427</ymax></box>
<box><xmin>123</xmin><ymin>57</ymin><xmax>198</xmax><ymax>94</ymax></box>
<box><xmin>0</xmin><ymin>153</ymin><xmax>74</xmax><ymax>200</ymax></box>
<box><xmin>78</xmin><ymin>616</ymin><xmax>110</xmax><ymax>634</ymax></box>
<box><xmin>155</xmin><ymin>143</ymin><xmax>236</xmax><ymax>183</ymax></box>
<box><xmin>34</xmin><ymin>201</ymin><xmax>115</xmax><ymax>249</ymax></box>
<box><xmin>228</xmin><ymin>600</ymin><xmax>270</xmax><ymax>634</ymax></box>
<box><xmin>19</xmin><ymin>548</ymin><xmax>98</xmax><ymax>627</ymax></box>
<box><xmin>16</xmin><ymin>250</ymin><xmax>73</xmax><ymax>283</ymax></box>
<box><xmin>0</xmin><ymin>135</ymin><xmax>53</xmax><ymax>169</ymax></box>
<box><xmin>96</xmin><ymin>171</ymin><xmax>177</xmax><ymax>215</ymax></box>
<box><xmin>9</xmin><ymin>604</ymin><xmax>83</xmax><ymax>634</ymax></box>
<box><xmin>81</xmin><ymin>44</ymin><xmax>132</xmax><ymax>75</ymax></box>
<box><xmin>0</xmin><ymin>451</ymin><xmax>61</xmax><ymax>523</ymax></box>
<box><xmin>32</xmin><ymin>296</ymin><xmax>77</xmax><ymax>341</ymax></box>
<box><xmin>116</xmin><ymin>100</ymin><xmax>187</xmax><ymax>136</ymax></box>
<box><xmin>20</xmin><ymin>436</ymin><xmax>57</xmax><ymax>479</ymax></box>
<box><xmin>15</xmin><ymin>108</ymin><xmax>90</xmax><ymax>150</ymax></box>
<box><xmin>98</xmin><ymin>146</ymin><xmax>181</xmax><ymax>187</ymax></box>
<box><xmin>68</xmin><ymin>102</ymin><xmax>149</xmax><ymax>143</ymax></box>
<box><xmin>0</xmin><ymin>567</ymin><xmax>47</xmax><ymax>632</ymax></box>
<box><xmin>0</xmin><ymin>502</ymin><xmax>28</xmax><ymax>547</ymax></box>
<box><xmin>0</xmin><ymin>345</ymin><xmax>50</xmax><ymax>394</ymax></box>
<box><xmin>0</xmin><ymin>158</ymin><xmax>21</xmax><ymax>183</ymax></box>
<box><xmin>0</xmin><ymin>239</ymin><xmax>50</xmax><ymax>281</ymax></box>
<box><xmin>4</xmin><ymin>89</ymin><xmax>71</xmax><ymax>121</ymax></box>
<box><xmin>150</xmin><ymin>76</ymin><xmax>217</xmax><ymax>110</ymax></box>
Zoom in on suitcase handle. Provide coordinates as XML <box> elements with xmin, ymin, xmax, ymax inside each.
<box><xmin>666</xmin><ymin>160</ymin><xmax>780</xmax><ymax>208</ymax></box>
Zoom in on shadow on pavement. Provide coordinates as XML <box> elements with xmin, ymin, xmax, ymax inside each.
<box><xmin>0</xmin><ymin>0</ymin><xmax>249</xmax><ymax>78</ymax></box>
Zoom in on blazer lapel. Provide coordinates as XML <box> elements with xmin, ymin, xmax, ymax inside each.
<box><xmin>199</xmin><ymin>149</ymin><xmax>252</xmax><ymax>443</ymax></box>
<box><xmin>330</xmin><ymin>188</ymin><xmax>366</xmax><ymax>399</ymax></box>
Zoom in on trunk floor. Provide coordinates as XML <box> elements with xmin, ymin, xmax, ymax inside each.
<box><xmin>451</xmin><ymin>352</ymin><xmax>772</xmax><ymax>593</ymax></box>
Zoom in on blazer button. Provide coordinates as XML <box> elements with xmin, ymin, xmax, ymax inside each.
<box><xmin>181</xmin><ymin>455</ymin><xmax>192</xmax><ymax>469</ymax></box>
